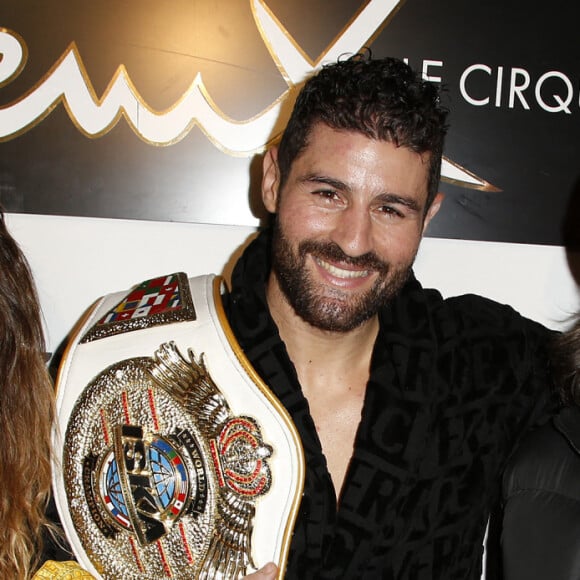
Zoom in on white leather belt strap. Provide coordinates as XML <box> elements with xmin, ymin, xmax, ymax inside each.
<box><xmin>52</xmin><ymin>273</ymin><xmax>304</xmax><ymax>579</ymax></box>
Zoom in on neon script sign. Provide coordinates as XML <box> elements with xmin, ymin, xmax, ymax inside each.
<box><xmin>0</xmin><ymin>0</ymin><xmax>492</xmax><ymax>190</ymax></box>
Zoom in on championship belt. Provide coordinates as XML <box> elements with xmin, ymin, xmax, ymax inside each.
<box><xmin>52</xmin><ymin>273</ymin><xmax>305</xmax><ymax>579</ymax></box>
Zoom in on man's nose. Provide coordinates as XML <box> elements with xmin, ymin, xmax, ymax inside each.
<box><xmin>329</xmin><ymin>206</ymin><xmax>373</xmax><ymax>258</ymax></box>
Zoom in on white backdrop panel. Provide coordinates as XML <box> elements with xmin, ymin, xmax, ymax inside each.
<box><xmin>6</xmin><ymin>212</ymin><xmax>579</xmax><ymax>355</ymax></box>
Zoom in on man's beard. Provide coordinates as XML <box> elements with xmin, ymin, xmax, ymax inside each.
<box><xmin>271</xmin><ymin>221</ymin><xmax>412</xmax><ymax>332</ymax></box>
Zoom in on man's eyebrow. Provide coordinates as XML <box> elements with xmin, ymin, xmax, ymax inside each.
<box><xmin>375</xmin><ymin>192</ymin><xmax>421</xmax><ymax>211</ymax></box>
<box><xmin>300</xmin><ymin>174</ymin><xmax>351</xmax><ymax>192</ymax></box>
<box><xmin>299</xmin><ymin>174</ymin><xmax>422</xmax><ymax>211</ymax></box>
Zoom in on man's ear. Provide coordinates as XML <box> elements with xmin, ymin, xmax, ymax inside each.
<box><xmin>262</xmin><ymin>146</ymin><xmax>280</xmax><ymax>213</ymax></box>
<box><xmin>422</xmin><ymin>192</ymin><xmax>444</xmax><ymax>234</ymax></box>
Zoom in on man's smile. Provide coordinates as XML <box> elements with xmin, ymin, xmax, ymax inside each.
<box><xmin>313</xmin><ymin>256</ymin><xmax>372</xmax><ymax>280</ymax></box>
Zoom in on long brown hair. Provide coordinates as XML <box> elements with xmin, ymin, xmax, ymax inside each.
<box><xmin>0</xmin><ymin>211</ymin><xmax>55</xmax><ymax>578</ymax></box>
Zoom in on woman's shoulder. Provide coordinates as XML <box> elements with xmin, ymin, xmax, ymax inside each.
<box><xmin>503</xmin><ymin>406</ymin><xmax>580</xmax><ymax>500</ymax></box>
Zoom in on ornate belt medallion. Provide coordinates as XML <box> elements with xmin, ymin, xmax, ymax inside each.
<box><xmin>53</xmin><ymin>274</ymin><xmax>304</xmax><ymax>579</ymax></box>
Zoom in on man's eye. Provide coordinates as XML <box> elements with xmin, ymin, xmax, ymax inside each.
<box><xmin>313</xmin><ymin>190</ymin><xmax>337</xmax><ymax>200</ymax></box>
<box><xmin>379</xmin><ymin>206</ymin><xmax>404</xmax><ymax>218</ymax></box>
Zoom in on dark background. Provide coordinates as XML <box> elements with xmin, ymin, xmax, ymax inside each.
<box><xmin>0</xmin><ymin>0</ymin><xmax>578</xmax><ymax>245</ymax></box>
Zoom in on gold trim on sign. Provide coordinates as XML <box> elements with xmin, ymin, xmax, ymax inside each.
<box><xmin>0</xmin><ymin>28</ymin><xmax>28</xmax><ymax>88</ymax></box>
<box><xmin>441</xmin><ymin>156</ymin><xmax>501</xmax><ymax>192</ymax></box>
<box><xmin>323</xmin><ymin>0</ymin><xmax>408</xmax><ymax>62</ymax></box>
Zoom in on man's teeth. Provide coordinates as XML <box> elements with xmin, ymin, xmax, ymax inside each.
<box><xmin>315</xmin><ymin>258</ymin><xmax>369</xmax><ymax>279</ymax></box>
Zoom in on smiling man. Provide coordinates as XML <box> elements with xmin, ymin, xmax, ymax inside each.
<box><xmin>261</xmin><ymin>123</ymin><xmax>442</xmax><ymax>505</ymax></box>
<box><xmin>225</xmin><ymin>54</ymin><xmax>556</xmax><ymax>579</ymax></box>
<box><xmin>264</xmin><ymin>126</ymin><xmax>440</xmax><ymax>334</ymax></box>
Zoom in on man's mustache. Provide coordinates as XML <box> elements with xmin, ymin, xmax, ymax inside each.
<box><xmin>299</xmin><ymin>240</ymin><xmax>389</xmax><ymax>274</ymax></box>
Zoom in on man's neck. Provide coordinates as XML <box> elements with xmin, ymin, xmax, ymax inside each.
<box><xmin>266</xmin><ymin>275</ymin><xmax>379</xmax><ymax>495</ymax></box>
<box><xmin>265</xmin><ymin>275</ymin><xmax>379</xmax><ymax>395</ymax></box>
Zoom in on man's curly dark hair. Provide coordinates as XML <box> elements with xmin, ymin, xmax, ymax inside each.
<box><xmin>277</xmin><ymin>53</ymin><xmax>449</xmax><ymax>209</ymax></box>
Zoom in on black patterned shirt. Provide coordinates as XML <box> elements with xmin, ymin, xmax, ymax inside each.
<box><xmin>224</xmin><ymin>230</ymin><xmax>556</xmax><ymax>579</ymax></box>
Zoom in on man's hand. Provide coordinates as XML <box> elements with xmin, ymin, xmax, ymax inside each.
<box><xmin>244</xmin><ymin>562</ymin><xmax>278</xmax><ymax>579</ymax></box>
